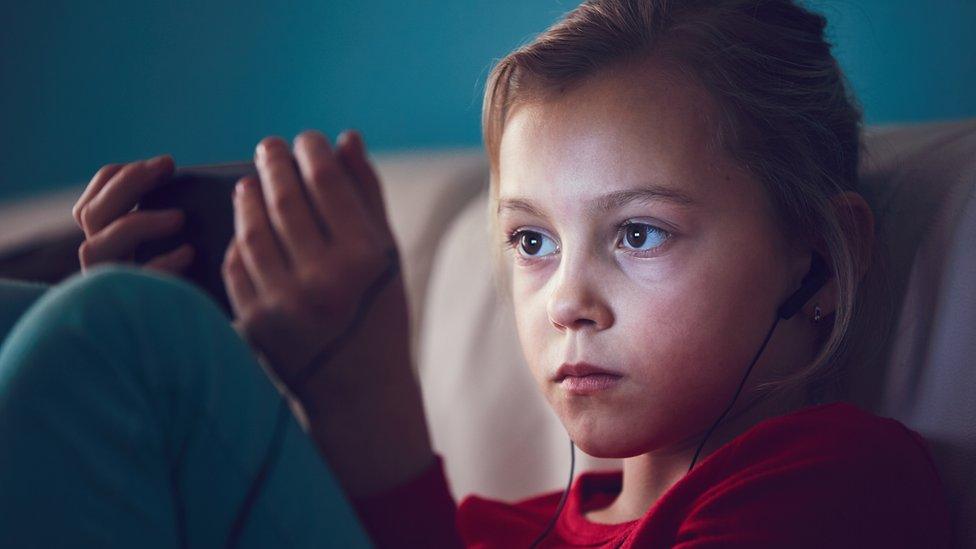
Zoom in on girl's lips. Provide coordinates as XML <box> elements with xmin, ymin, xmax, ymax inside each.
<box><xmin>558</xmin><ymin>373</ymin><xmax>622</xmax><ymax>395</ymax></box>
<box><xmin>552</xmin><ymin>361</ymin><xmax>621</xmax><ymax>381</ymax></box>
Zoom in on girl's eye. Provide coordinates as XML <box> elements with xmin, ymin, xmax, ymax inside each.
<box><xmin>618</xmin><ymin>222</ymin><xmax>669</xmax><ymax>253</ymax></box>
<box><xmin>506</xmin><ymin>230</ymin><xmax>558</xmax><ymax>259</ymax></box>
<box><xmin>504</xmin><ymin>222</ymin><xmax>671</xmax><ymax>261</ymax></box>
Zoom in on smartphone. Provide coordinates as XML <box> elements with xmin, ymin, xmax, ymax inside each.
<box><xmin>134</xmin><ymin>161</ymin><xmax>257</xmax><ymax>319</ymax></box>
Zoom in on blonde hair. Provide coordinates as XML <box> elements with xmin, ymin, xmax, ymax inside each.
<box><xmin>480</xmin><ymin>0</ymin><xmax>892</xmax><ymax>404</ymax></box>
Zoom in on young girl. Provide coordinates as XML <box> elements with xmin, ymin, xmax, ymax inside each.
<box><xmin>0</xmin><ymin>0</ymin><xmax>952</xmax><ymax>547</ymax></box>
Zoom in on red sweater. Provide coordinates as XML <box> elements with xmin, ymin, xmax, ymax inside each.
<box><xmin>351</xmin><ymin>402</ymin><xmax>952</xmax><ymax>548</ymax></box>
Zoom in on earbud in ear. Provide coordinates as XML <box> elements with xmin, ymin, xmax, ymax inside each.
<box><xmin>776</xmin><ymin>251</ymin><xmax>830</xmax><ymax>320</ymax></box>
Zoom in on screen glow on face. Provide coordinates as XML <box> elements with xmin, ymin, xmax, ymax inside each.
<box><xmin>504</xmin><ymin>218</ymin><xmax>670</xmax><ymax>263</ymax></box>
<box><xmin>490</xmin><ymin>66</ymin><xmax>808</xmax><ymax>462</ymax></box>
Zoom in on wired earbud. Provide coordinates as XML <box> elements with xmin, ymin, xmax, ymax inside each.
<box><xmin>530</xmin><ymin>250</ymin><xmax>831</xmax><ymax>548</ymax></box>
<box><xmin>775</xmin><ymin>251</ymin><xmax>830</xmax><ymax>321</ymax></box>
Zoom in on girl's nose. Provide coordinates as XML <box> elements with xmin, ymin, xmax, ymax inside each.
<box><xmin>546</xmin><ymin>261</ymin><xmax>614</xmax><ymax>333</ymax></box>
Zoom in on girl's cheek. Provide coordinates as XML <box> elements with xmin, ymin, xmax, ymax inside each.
<box><xmin>510</xmin><ymin>250</ymin><xmax>683</xmax><ymax>299</ymax></box>
<box><xmin>616</xmin><ymin>243</ymin><xmax>691</xmax><ymax>290</ymax></box>
<box><xmin>617</xmin><ymin>258</ymin><xmax>675</xmax><ymax>290</ymax></box>
<box><xmin>510</xmin><ymin>257</ymin><xmax>558</xmax><ymax>294</ymax></box>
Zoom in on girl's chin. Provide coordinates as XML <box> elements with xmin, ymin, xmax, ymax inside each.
<box><xmin>564</xmin><ymin>419</ymin><xmax>650</xmax><ymax>459</ymax></box>
<box><xmin>551</xmin><ymin>393</ymin><xmax>664</xmax><ymax>457</ymax></box>
<box><xmin>571</xmin><ymin>435</ymin><xmax>645</xmax><ymax>459</ymax></box>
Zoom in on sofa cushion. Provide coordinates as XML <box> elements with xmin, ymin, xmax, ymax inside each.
<box><xmin>854</xmin><ymin>118</ymin><xmax>976</xmax><ymax>547</ymax></box>
<box><xmin>369</xmin><ymin>150</ymin><xmax>488</xmax><ymax>372</ymax></box>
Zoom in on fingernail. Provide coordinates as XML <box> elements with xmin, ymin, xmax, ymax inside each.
<box><xmin>148</xmin><ymin>154</ymin><xmax>169</xmax><ymax>168</ymax></box>
<box><xmin>338</xmin><ymin>131</ymin><xmax>358</xmax><ymax>154</ymax></box>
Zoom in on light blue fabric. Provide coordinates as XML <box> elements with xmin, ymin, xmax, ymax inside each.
<box><xmin>0</xmin><ymin>266</ymin><xmax>373</xmax><ymax>548</ymax></box>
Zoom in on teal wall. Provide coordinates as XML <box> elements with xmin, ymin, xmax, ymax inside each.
<box><xmin>2</xmin><ymin>1</ymin><xmax>974</xmax><ymax>201</ymax></box>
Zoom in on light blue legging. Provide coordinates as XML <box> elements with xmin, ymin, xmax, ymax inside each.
<box><xmin>0</xmin><ymin>265</ymin><xmax>373</xmax><ymax>548</ymax></box>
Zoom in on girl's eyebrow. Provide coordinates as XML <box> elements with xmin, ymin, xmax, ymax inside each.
<box><xmin>497</xmin><ymin>184</ymin><xmax>698</xmax><ymax>218</ymax></box>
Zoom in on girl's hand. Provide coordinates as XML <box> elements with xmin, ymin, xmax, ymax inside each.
<box><xmin>72</xmin><ymin>156</ymin><xmax>194</xmax><ymax>275</ymax></box>
<box><xmin>223</xmin><ymin>129</ymin><xmax>402</xmax><ymax>397</ymax></box>
<box><xmin>222</xmin><ymin>130</ymin><xmax>433</xmax><ymax>496</ymax></box>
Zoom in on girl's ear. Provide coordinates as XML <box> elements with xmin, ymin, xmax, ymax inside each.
<box><xmin>802</xmin><ymin>248</ymin><xmax>838</xmax><ymax>320</ymax></box>
<box><xmin>801</xmin><ymin>191</ymin><xmax>875</xmax><ymax>320</ymax></box>
<box><xmin>781</xmin><ymin>235</ymin><xmax>825</xmax><ymax>319</ymax></box>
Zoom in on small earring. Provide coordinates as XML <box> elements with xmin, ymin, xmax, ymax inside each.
<box><xmin>813</xmin><ymin>305</ymin><xmax>823</xmax><ymax>324</ymax></box>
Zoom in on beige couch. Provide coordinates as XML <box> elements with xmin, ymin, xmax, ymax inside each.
<box><xmin>1</xmin><ymin>119</ymin><xmax>974</xmax><ymax>546</ymax></box>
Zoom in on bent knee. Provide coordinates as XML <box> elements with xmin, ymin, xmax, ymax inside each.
<box><xmin>52</xmin><ymin>265</ymin><xmax>220</xmax><ymax>320</ymax></box>
<box><xmin>0</xmin><ymin>265</ymin><xmax>225</xmax><ymax>399</ymax></box>
<box><xmin>59</xmin><ymin>264</ymin><xmax>191</xmax><ymax>299</ymax></box>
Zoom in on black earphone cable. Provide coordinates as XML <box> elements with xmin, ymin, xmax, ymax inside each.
<box><xmin>225</xmin><ymin>248</ymin><xmax>401</xmax><ymax>548</ymax></box>
<box><xmin>224</xmin><ymin>397</ymin><xmax>291</xmax><ymax>548</ymax></box>
<box><xmin>687</xmin><ymin>312</ymin><xmax>780</xmax><ymax>472</ymax></box>
<box><xmin>528</xmin><ymin>439</ymin><xmax>576</xmax><ymax>549</ymax></box>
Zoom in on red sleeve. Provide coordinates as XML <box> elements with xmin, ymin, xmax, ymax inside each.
<box><xmin>350</xmin><ymin>453</ymin><xmax>465</xmax><ymax>548</ymax></box>
<box><xmin>666</xmin><ymin>411</ymin><xmax>953</xmax><ymax>548</ymax></box>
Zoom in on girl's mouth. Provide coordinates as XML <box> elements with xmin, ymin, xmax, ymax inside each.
<box><xmin>558</xmin><ymin>373</ymin><xmax>622</xmax><ymax>395</ymax></box>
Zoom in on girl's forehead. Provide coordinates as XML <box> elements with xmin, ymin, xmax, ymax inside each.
<box><xmin>493</xmin><ymin>70</ymin><xmax>774</xmax><ymax>226</ymax></box>
<box><xmin>498</xmin><ymin>100</ymin><xmax>724</xmax><ymax>210</ymax></box>
<box><xmin>497</xmin><ymin>67</ymin><xmax>728</xmax><ymax>193</ymax></box>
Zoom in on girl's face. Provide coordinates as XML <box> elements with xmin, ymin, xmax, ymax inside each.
<box><xmin>496</xmin><ymin>64</ymin><xmax>813</xmax><ymax>459</ymax></box>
